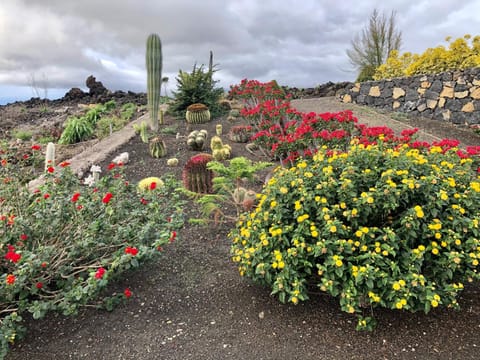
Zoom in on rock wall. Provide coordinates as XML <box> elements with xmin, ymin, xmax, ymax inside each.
<box><xmin>340</xmin><ymin>67</ymin><xmax>480</xmax><ymax>125</ymax></box>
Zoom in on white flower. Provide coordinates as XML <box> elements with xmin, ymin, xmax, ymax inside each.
<box><xmin>84</xmin><ymin>174</ymin><xmax>95</xmax><ymax>187</ymax></box>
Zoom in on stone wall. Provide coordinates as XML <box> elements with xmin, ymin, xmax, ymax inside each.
<box><xmin>340</xmin><ymin>67</ymin><xmax>480</xmax><ymax>125</ymax></box>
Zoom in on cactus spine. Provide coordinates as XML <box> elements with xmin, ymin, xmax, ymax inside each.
<box><xmin>146</xmin><ymin>33</ymin><xmax>163</xmax><ymax>131</ymax></box>
<box><xmin>182</xmin><ymin>153</ymin><xmax>214</xmax><ymax>193</ymax></box>
<box><xmin>45</xmin><ymin>142</ymin><xmax>55</xmax><ymax>171</ymax></box>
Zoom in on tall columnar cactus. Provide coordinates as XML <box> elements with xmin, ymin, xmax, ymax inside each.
<box><xmin>146</xmin><ymin>33</ymin><xmax>163</xmax><ymax>131</ymax></box>
<box><xmin>182</xmin><ymin>153</ymin><xmax>214</xmax><ymax>193</ymax></box>
<box><xmin>45</xmin><ymin>142</ymin><xmax>55</xmax><ymax>171</ymax></box>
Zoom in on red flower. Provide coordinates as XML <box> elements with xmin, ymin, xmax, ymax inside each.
<box><xmin>1</xmin><ymin>159</ymin><xmax>7</xmax><ymax>167</ymax></box>
<box><xmin>6</xmin><ymin>274</ymin><xmax>15</xmax><ymax>285</ymax></box>
<box><xmin>149</xmin><ymin>181</ymin><xmax>157</xmax><ymax>190</ymax></box>
<box><xmin>20</xmin><ymin>234</ymin><xmax>28</xmax><ymax>241</ymax></box>
<box><xmin>31</xmin><ymin>144</ymin><xmax>41</xmax><ymax>151</ymax></box>
<box><xmin>102</xmin><ymin>192</ymin><xmax>113</xmax><ymax>204</ymax></box>
<box><xmin>140</xmin><ymin>198</ymin><xmax>148</xmax><ymax>205</ymax></box>
<box><xmin>107</xmin><ymin>163</ymin><xmax>116</xmax><ymax>170</ymax></box>
<box><xmin>169</xmin><ymin>231</ymin><xmax>177</xmax><ymax>243</ymax></box>
<box><xmin>95</xmin><ymin>267</ymin><xmax>106</xmax><ymax>279</ymax></box>
<box><xmin>125</xmin><ymin>246</ymin><xmax>139</xmax><ymax>256</ymax></box>
<box><xmin>23</xmin><ymin>154</ymin><xmax>29</xmax><ymax>160</ymax></box>
<box><xmin>43</xmin><ymin>193</ymin><xmax>50</xmax><ymax>199</ymax></box>
<box><xmin>77</xmin><ymin>205</ymin><xmax>83</xmax><ymax>211</ymax></box>
<box><xmin>124</xmin><ymin>288</ymin><xmax>132</xmax><ymax>298</ymax></box>
<box><xmin>41</xmin><ymin>262</ymin><xmax>48</xmax><ymax>268</ymax></box>
<box><xmin>36</xmin><ymin>282</ymin><xmax>43</xmax><ymax>289</ymax></box>
<box><xmin>71</xmin><ymin>192</ymin><xmax>81</xmax><ymax>202</ymax></box>
<box><xmin>5</xmin><ymin>245</ymin><xmax>21</xmax><ymax>263</ymax></box>
<box><xmin>59</xmin><ymin>161</ymin><xmax>71</xmax><ymax>168</ymax></box>
<box><xmin>47</xmin><ymin>166</ymin><xmax>55</xmax><ymax>173</ymax></box>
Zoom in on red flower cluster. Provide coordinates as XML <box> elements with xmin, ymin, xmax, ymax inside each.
<box><xmin>125</xmin><ymin>246</ymin><xmax>138</xmax><ymax>256</ymax></box>
<box><xmin>5</xmin><ymin>245</ymin><xmax>21</xmax><ymax>263</ymax></box>
<box><xmin>71</xmin><ymin>192</ymin><xmax>81</xmax><ymax>202</ymax></box>
<box><xmin>95</xmin><ymin>267</ymin><xmax>106</xmax><ymax>279</ymax></box>
<box><xmin>102</xmin><ymin>192</ymin><xmax>113</xmax><ymax>204</ymax></box>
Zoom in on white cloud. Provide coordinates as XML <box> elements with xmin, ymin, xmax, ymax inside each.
<box><xmin>0</xmin><ymin>0</ymin><xmax>479</xmax><ymax>103</ymax></box>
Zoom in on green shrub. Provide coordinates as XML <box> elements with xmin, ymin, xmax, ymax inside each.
<box><xmin>58</xmin><ymin>116</ymin><xmax>94</xmax><ymax>144</ymax></box>
<box><xmin>169</xmin><ymin>64</ymin><xmax>226</xmax><ymax>119</ymax></box>
<box><xmin>11</xmin><ymin>129</ymin><xmax>33</xmax><ymax>141</ymax></box>
<box><xmin>0</xmin><ymin>158</ymin><xmax>185</xmax><ymax>357</ymax></box>
<box><xmin>95</xmin><ymin>116</ymin><xmax>129</xmax><ymax>139</ymax></box>
<box><xmin>230</xmin><ymin>142</ymin><xmax>480</xmax><ymax>330</ymax></box>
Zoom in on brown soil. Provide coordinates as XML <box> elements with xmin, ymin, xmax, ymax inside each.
<box><xmin>5</xmin><ymin>97</ymin><xmax>480</xmax><ymax>360</ymax></box>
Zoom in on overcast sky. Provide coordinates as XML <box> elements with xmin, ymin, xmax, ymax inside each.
<box><xmin>0</xmin><ymin>0</ymin><xmax>479</xmax><ymax>104</ymax></box>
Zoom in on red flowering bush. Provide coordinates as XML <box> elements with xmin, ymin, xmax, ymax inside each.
<box><xmin>0</xmin><ymin>158</ymin><xmax>185</xmax><ymax>357</ymax></box>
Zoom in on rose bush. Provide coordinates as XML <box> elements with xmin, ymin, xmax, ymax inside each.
<box><xmin>230</xmin><ymin>141</ymin><xmax>480</xmax><ymax>330</ymax></box>
<box><xmin>0</xmin><ymin>151</ymin><xmax>184</xmax><ymax>357</ymax></box>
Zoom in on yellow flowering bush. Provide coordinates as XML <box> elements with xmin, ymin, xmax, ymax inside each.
<box><xmin>230</xmin><ymin>142</ymin><xmax>480</xmax><ymax>330</ymax></box>
<box><xmin>374</xmin><ymin>34</ymin><xmax>480</xmax><ymax>79</ymax></box>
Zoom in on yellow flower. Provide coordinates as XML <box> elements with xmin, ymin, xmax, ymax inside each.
<box><xmin>414</xmin><ymin>205</ymin><xmax>424</xmax><ymax>218</ymax></box>
<box><xmin>311</xmin><ymin>230</ymin><xmax>318</xmax><ymax>237</ymax></box>
<box><xmin>392</xmin><ymin>282</ymin><xmax>401</xmax><ymax>291</ymax></box>
<box><xmin>351</xmin><ymin>208</ymin><xmax>358</xmax><ymax>216</ymax></box>
<box><xmin>367</xmin><ymin>197</ymin><xmax>374</xmax><ymax>204</ymax></box>
<box><xmin>355</xmin><ymin>230</ymin><xmax>363</xmax><ymax>238</ymax></box>
<box><xmin>330</xmin><ymin>225</ymin><xmax>337</xmax><ymax>233</ymax></box>
<box><xmin>431</xmin><ymin>299</ymin><xmax>439</xmax><ymax>308</ymax></box>
<box><xmin>335</xmin><ymin>259</ymin><xmax>343</xmax><ymax>267</ymax></box>
<box><xmin>294</xmin><ymin>201</ymin><xmax>302</xmax><ymax>211</ymax></box>
<box><xmin>270</xmin><ymin>200</ymin><xmax>277</xmax><ymax>208</ymax></box>
<box><xmin>291</xmin><ymin>296</ymin><xmax>298</xmax><ymax>304</ymax></box>
<box><xmin>277</xmin><ymin>261</ymin><xmax>285</xmax><ymax>269</ymax></box>
<box><xmin>455</xmin><ymin>239</ymin><xmax>462</xmax><ymax>246</ymax></box>
<box><xmin>280</xmin><ymin>187</ymin><xmax>289</xmax><ymax>194</ymax></box>
<box><xmin>432</xmin><ymin>248</ymin><xmax>439</xmax><ymax>255</ymax></box>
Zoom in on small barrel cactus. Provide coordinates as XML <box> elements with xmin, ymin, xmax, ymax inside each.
<box><xmin>185</xmin><ymin>103</ymin><xmax>211</xmax><ymax>124</ymax></box>
<box><xmin>232</xmin><ymin>187</ymin><xmax>257</xmax><ymax>210</ymax></box>
<box><xmin>227</xmin><ymin>125</ymin><xmax>253</xmax><ymax>143</ymax></box>
<box><xmin>149</xmin><ymin>137</ymin><xmax>167</xmax><ymax>158</ymax></box>
<box><xmin>211</xmin><ymin>136</ymin><xmax>231</xmax><ymax>161</ymax></box>
<box><xmin>138</xmin><ymin>177</ymin><xmax>164</xmax><ymax>191</ymax></box>
<box><xmin>182</xmin><ymin>153</ymin><xmax>214</xmax><ymax>193</ymax></box>
<box><xmin>187</xmin><ymin>129</ymin><xmax>208</xmax><ymax>151</ymax></box>
<box><xmin>216</xmin><ymin>124</ymin><xmax>222</xmax><ymax>136</ymax></box>
<box><xmin>167</xmin><ymin>158</ymin><xmax>179</xmax><ymax>167</ymax></box>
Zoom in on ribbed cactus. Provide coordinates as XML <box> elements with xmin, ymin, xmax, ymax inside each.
<box><xmin>45</xmin><ymin>142</ymin><xmax>55</xmax><ymax>171</ymax></box>
<box><xmin>187</xmin><ymin>129</ymin><xmax>208</xmax><ymax>151</ymax></box>
<box><xmin>185</xmin><ymin>103</ymin><xmax>211</xmax><ymax>124</ymax></box>
<box><xmin>149</xmin><ymin>137</ymin><xmax>167</xmax><ymax>158</ymax></box>
<box><xmin>182</xmin><ymin>153</ymin><xmax>214</xmax><ymax>193</ymax></box>
<box><xmin>146</xmin><ymin>33</ymin><xmax>163</xmax><ymax>131</ymax></box>
<box><xmin>210</xmin><ymin>136</ymin><xmax>231</xmax><ymax>161</ymax></box>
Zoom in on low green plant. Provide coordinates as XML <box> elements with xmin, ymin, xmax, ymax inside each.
<box><xmin>184</xmin><ymin>156</ymin><xmax>272</xmax><ymax>224</ymax></box>
<box><xmin>58</xmin><ymin>116</ymin><xmax>94</xmax><ymax>144</ymax></box>
<box><xmin>160</xmin><ymin>125</ymin><xmax>178</xmax><ymax>135</ymax></box>
<box><xmin>0</xmin><ymin>157</ymin><xmax>185</xmax><ymax>358</ymax></box>
<box><xmin>95</xmin><ymin>116</ymin><xmax>129</xmax><ymax>139</ymax></box>
<box><xmin>230</xmin><ymin>142</ymin><xmax>480</xmax><ymax>330</ymax></box>
<box><xmin>11</xmin><ymin>129</ymin><xmax>33</xmax><ymax>141</ymax></box>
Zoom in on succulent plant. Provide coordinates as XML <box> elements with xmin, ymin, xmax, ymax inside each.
<box><xmin>45</xmin><ymin>142</ymin><xmax>55</xmax><ymax>171</ymax></box>
<box><xmin>185</xmin><ymin>103</ymin><xmax>211</xmax><ymax>124</ymax></box>
<box><xmin>138</xmin><ymin>177</ymin><xmax>164</xmax><ymax>191</ymax></box>
<box><xmin>182</xmin><ymin>153</ymin><xmax>214</xmax><ymax>193</ymax></box>
<box><xmin>227</xmin><ymin>125</ymin><xmax>253</xmax><ymax>143</ymax></box>
<box><xmin>187</xmin><ymin>129</ymin><xmax>208</xmax><ymax>151</ymax></box>
<box><xmin>149</xmin><ymin>137</ymin><xmax>167</xmax><ymax>158</ymax></box>
<box><xmin>232</xmin><ymin>186</ymin><xmax>257</xmax><ymax>210</ymax></box>
<box><xmin>167</xmin><ymin>158</ymin><xmax>179</xmax><ymax>167</ymax></box>
<box><xmin>210</xmin><ymin>136</ymin><xmax>231</xmax><ymax>161</ymax></box>
<box><xmin>216</xmin><ymin>124</ymin><xmax>222</xmax><ymax>136</ymax></box>
<box><xmin>146</xmin><ymin>33</ymin><xmax>163</xmax><ymax>131</ymax></box>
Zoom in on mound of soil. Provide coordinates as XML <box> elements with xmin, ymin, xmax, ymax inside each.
<box><xmin>5</xmin><ymin>96</ymin><xmax>480</xmax><ymax>360</ymax></box>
